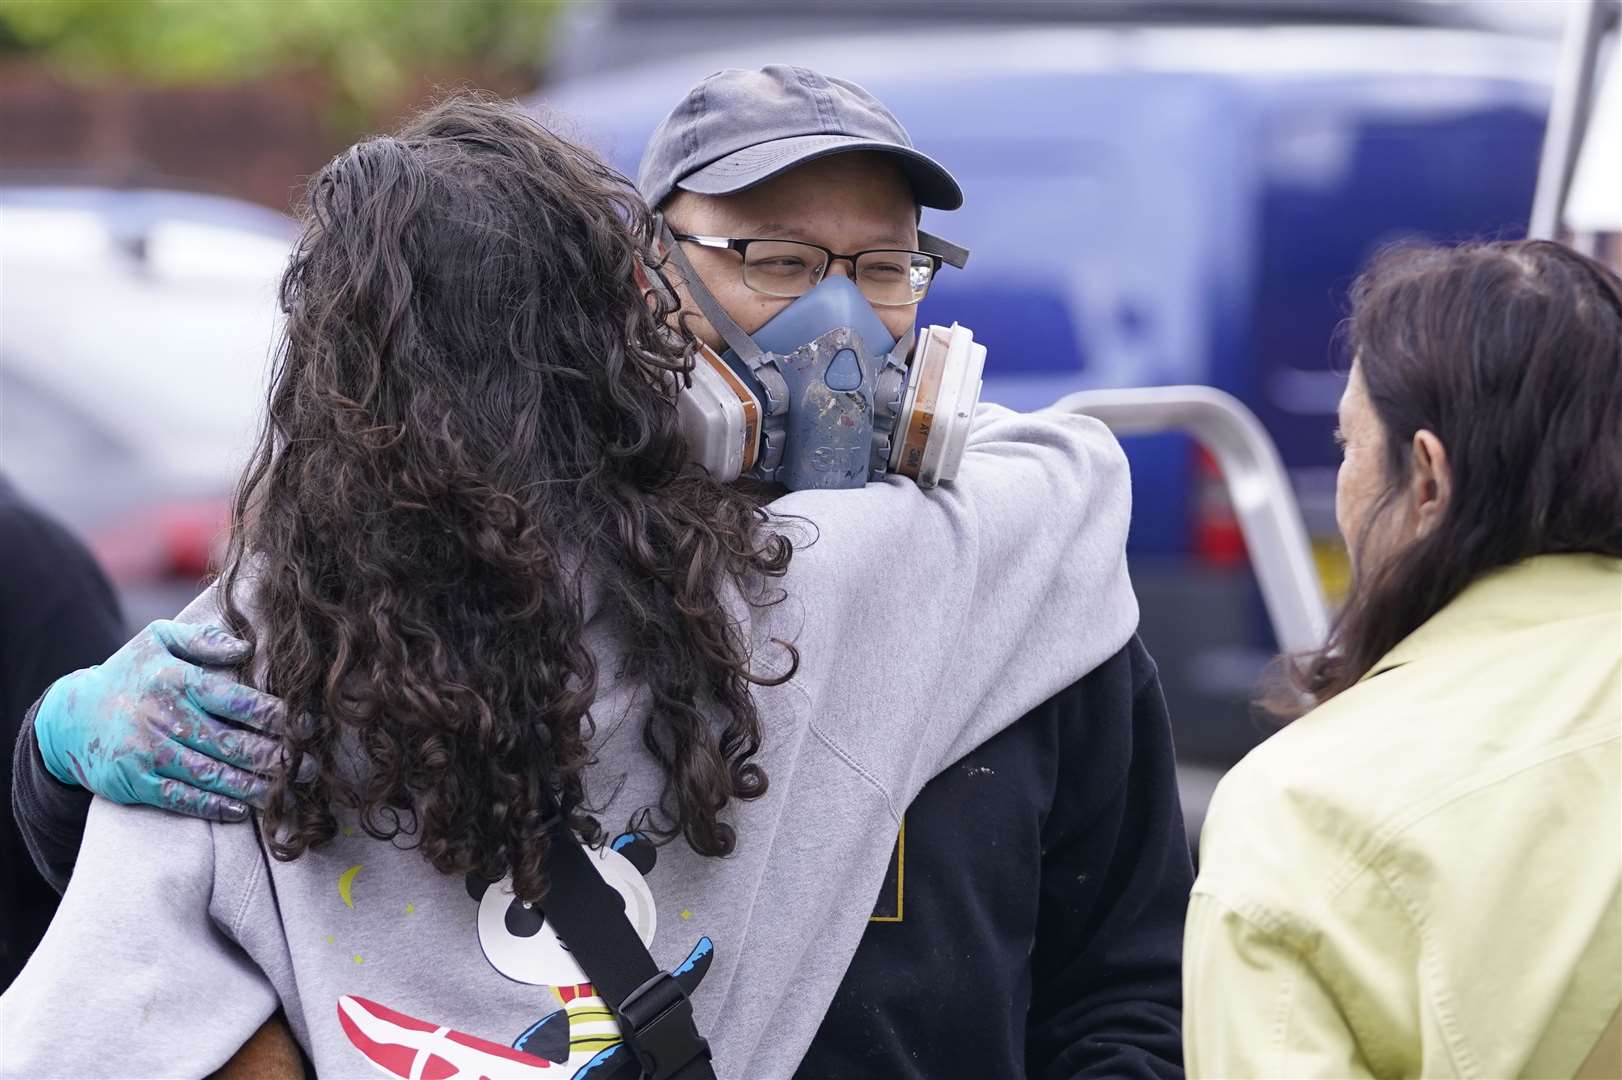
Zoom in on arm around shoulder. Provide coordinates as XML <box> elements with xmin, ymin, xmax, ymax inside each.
<box><xmin>766</xmin><ymin>403</ymin><xmax>1138</xmax><ymax>802</ymax></box>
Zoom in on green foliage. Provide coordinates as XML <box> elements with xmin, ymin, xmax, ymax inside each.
<box><xmin>0</xmin><ymin>0</ymin><xmax>564</xmax><ymax>118</ymax></box>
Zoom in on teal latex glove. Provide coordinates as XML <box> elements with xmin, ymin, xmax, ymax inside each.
<box><xmin>34</xmin><ymin>619</ymin><xmax>287</xmax><ymax>821</ymax></box>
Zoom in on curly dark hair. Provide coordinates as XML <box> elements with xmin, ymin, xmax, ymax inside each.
<box><xmin>218</xmin><ymin>95</ymin><xmax>796</xmax><ymax>903</ymax></box>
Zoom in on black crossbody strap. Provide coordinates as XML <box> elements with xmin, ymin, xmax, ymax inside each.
<box><xmin>543</xmin><ymin>813</ymin><xmax>716</xmax><ymax>1080</ymax></box>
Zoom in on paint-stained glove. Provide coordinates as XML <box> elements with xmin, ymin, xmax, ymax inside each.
<box><xmin>33</xmin><ymin>619</ymin><xmax>286</xmax><ymax>821</ymax></box>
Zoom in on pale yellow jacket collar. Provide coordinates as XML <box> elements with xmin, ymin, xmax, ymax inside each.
<box><xmin>1361</xmin><ymin>553</ymin><xmax>1622</xmax><ymax>682</ymax></box>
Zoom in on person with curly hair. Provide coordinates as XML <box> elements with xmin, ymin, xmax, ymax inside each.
<box><xmin>1</xmin><ymin>95</ymin><xmax>1141</xmax><ymax>1079</ymax></box>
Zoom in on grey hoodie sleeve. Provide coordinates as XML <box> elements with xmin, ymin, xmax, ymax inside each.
<box><xmin>758</xmin><ymin>402</ymin><xmax>1138</xmax><ymax>815</ymax></box>
<box><xmin>717</xmin><ymin>403</ymin><xmax>1140</xmax><ymax>1077</ymax></box>
<box><xmin>9</xmin><ymin>691</ymin><xmax>91</xmax><ymax>893</ymax></box>
<box><xmin>0</xmin><ymin>800</ymin><xmax>279</xmax><ymax>1079</ymax></box>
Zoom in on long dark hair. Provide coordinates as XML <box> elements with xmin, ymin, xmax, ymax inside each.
<box><xmin>1270</xmin><ymin>239</ymin><xmax>1622</xmax><ymax>716</ymax></box>
<box><xmin>218</xmin><ymin>96</ymin><xmax>796</xmax><ymax>902</ymax></box>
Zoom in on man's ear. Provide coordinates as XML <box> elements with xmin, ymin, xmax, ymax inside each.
<box><xmin>1409</xmin><ymin>429</ymin><xmax>1452</xmax><ymax>537</ymax></box>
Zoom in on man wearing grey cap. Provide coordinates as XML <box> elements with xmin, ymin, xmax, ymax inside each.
<box><xmin>638</xmin><ymin>66</ymin><xmax>1190</xmax><ymax>1079</ymax></box>
<box><xmin>8</xmin><ymin>70</ymin><xmax>1188</xmax><ymax>1080</ymax></box>
<box><xmin>636</xmin><ymin>65</ymin><xmax>970</xmax><ymax>363</ymax></box>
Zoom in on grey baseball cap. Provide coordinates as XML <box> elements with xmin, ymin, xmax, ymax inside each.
<box><xmin>638</xmin><ymin>65</ymin><xmax>963</xmax><ymax>213</ymax></box>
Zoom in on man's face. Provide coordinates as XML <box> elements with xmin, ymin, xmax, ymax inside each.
<box><xmin>660</xmin><ymin>151</ymin><xmax>921</xmax><ymax>352</ymax></box>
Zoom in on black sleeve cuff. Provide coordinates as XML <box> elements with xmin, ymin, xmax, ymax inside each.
<box><xmin>10</xmin><ymin>689</ymin><xmax>92</xmax><ymax>894</ymax></box>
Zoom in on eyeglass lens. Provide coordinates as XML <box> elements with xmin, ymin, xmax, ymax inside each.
<box><xmin>740</xmin><ymin>240</ymin><xmax>935</xmax><ymax>306</ymax></box>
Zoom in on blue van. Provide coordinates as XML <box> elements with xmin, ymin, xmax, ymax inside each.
<box><xmin>538</xmin><ymin>19</ymin><xmax>1554</xmax><ymax>768</ymax></box>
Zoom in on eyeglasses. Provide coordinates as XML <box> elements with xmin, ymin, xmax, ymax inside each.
<box><xmin>670</xmin><ymin>233</ymin><xmax>941</xmax><ymax>308</ymax></box>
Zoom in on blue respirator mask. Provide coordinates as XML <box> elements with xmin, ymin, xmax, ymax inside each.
<box><xmin>659</xmin><ymin>220</ymin><xmax>985</xmax><ymax>491</ymax></box>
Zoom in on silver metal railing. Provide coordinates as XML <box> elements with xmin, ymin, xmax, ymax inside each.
<box><xmin>1054</xmin><ymin>385</ymin><xmax>1331</xmax><ymax>654</ymax></box>
<box><xmin>1530</xmin><ymin>0</ymin><xmax>1618</xmax><ymax>247</ymax></box>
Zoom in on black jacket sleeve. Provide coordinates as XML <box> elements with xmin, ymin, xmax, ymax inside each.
<box><xmin>1</xmin><ymin>477</ymin><xmax>126</xmax><ymax>988</ymax></box>
<box><xmin>1025</xmin><ymin>636</ymin><xmax>1192</xmax><ymax>1080</ymax></box>
<box><xmin>10</xmin><ymin>693</ymin><xmax>92</xmax><ymax>894</ymax></box>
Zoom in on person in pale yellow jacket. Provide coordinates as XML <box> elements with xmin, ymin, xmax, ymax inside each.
<box><xmin>1184</xmin><ymin>239</ymin><xmax>1622</xmax><ymax>1080</ymax></box>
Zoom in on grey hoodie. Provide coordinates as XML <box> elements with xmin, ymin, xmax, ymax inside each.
<box><xmin>0</xmin><ymin>404</ymin><xmax>1137</xmax><ymax>1080</ymax></box>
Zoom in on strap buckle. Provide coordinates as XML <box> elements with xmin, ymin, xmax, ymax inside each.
<box><xmin>616</xmin><ymin>971</ymin><xmax>711</xmax><ymax>1080</ymax></box>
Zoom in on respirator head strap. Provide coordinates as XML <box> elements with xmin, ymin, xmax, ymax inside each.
<box><xmin>657</xmin><ymin>217</ymin><xmax>767</xmax><ymax>369</ymax></box>
<box><xmin>917</xmin><ymin>230</ymin><xmax>970</xmax><ymax>270</ymax></box>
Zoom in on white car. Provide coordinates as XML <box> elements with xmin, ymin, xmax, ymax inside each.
<box><xmin>1</xmin><ymin>187</ymin><xmax>293</xmax><ymax>626</ymax></box>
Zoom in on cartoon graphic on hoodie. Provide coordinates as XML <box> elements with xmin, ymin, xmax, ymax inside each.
<box><xmin>469</xmin><ymin>832</ymin><xmax>713</xmax><ymax>1073</ymax></box>
<box><xmin>338</xmin><ymin>831</ymin><xmax>713</xmax><ymax>1080</ymax></box>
